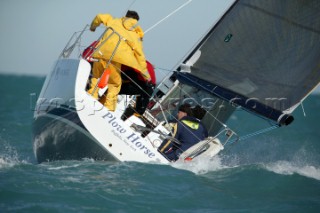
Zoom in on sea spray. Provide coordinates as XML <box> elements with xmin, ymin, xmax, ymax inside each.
<box><xmin>172</xmin><ymin>155</ymin><xmax>226</xmax><ymax>175</ymax></box>
<box><xmin>0</xmin><ymin>142</ymin><xmax>28</xmax><ymax>169</ymax></box>
<box><xmin>265</xmin><ymin>161</ymin><xmax>320</xmax><ymax>181</ymax></box>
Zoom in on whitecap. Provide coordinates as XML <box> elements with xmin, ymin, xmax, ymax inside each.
<box><xmin>61</xmin><ymin>176</ymin><xmax>82</xmax><ymax>183</ymax></box>
<box><xmin>47</xmin><ymin>164</ymin><xmax>81</xmax><ymax>170</ymax></box>
<box><xmin>265</xmin><ymin>161</ymin><xmax>320</xmax><ymax>181</ymax></box>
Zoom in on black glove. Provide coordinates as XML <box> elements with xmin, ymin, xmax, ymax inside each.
<box><xmin>145</xmin><ymin>81</ymin><xmax>155</xmax><ymax>91</ymax></box>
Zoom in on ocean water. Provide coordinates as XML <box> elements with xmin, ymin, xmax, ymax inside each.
<box><xmin>0</xmin><ymin>74</ymin><xmax>320</xmax><ymax>213</ymax></box>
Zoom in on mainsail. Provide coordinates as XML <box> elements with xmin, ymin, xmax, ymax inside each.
<box><xmin>177</xmin><ymin>0</ymin><xmax>320</xmax><ymax>126</ymax></box>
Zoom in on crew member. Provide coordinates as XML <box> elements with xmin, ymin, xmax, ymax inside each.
<box><xmin>158</xmin><ymin>104</ymin><xmax>208</xmax><ymax>161</ymax></box>
<box><xmin>88</xmin><ymin>10</ymin><xmax>151</xmax><ymax>111</ymax></box>
<box><xmin>120</xmin><ymin>61</ymin><xmax>156</xmax><ymax>120</ymax></box>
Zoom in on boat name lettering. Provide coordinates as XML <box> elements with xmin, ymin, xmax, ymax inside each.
<box><xmin>102</xmin><ymin>112</ymin><xmax>155</xmax><ymax>158</ymax></box>
<box><xmin>102</xmin><ymin>113</ymin><xmax>126</xmax><ymax>133</ymax></box>
<box><xmin>127</xmin><ymin>133</ymin><xmax>155</xmax><ymax>158</ymax></box>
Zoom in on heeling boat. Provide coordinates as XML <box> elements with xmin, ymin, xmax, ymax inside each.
<box><xmin>33</xmin><ymin>0</ymin><xmax>320</xmax><ymax>164</ymax></box>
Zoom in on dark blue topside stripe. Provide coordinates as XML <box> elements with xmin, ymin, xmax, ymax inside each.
<box><xmin>35</xmin><ymin>104</ymin><xmax>87</xmax><ymax>130</ymax></box>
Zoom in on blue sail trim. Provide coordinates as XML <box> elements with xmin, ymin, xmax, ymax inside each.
<box><xmin>176</xmin><ymin>72</ymin><xmax>294</xmax><ymax>126</ymax></box>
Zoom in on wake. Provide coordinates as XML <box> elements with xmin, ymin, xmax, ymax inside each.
<box><xmin>264</xmin><ymin>161</ymin><xmax>320</xmax><ymax>181</ymax></box>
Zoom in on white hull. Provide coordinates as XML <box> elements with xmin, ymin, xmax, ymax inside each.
<box><xmin>33</xmin><ymin>58</ymin><xmax>224</xmax><ymax>164</ymax></box>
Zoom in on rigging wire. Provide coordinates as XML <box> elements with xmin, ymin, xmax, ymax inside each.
<box><xmin>112</xmin><ymin>65</ymin><xmax>176</xmax><ymax>131</ymax></box>
<box><xmin>122</xmin><ymin>0</ymin><xmax>193</xmax><ymax>34</ymax></box>
<box><xmin>227</xmin><ymin>125</ymin><xmax>279</xmax><ymax>145</ymax></box>
<box><xmin>125</xmin><ymin>0</ymin><xmax>138</xmax><ymax>14</ymax></box>
<box><xmin>109</xmin><ymin>63</ymin><xmax>209</xmax><ymax>143</ymax></box>
<box><xmin>166</xmin><ymin>70</ymin><xmax>229</xmax><ymax>129</ymax></box>
<box><xmin>300</xmin><ymin>101</ymin><xmax>307</xmax><ymax>117</ymax></box>
<box><xmin>150</xmin><ymin>66</ymin><xmax>230</xmax><ymax>133</ymax></box>
<box><xmin>144</xmin><ymin>0</ymin><xmax>193</xmax><ymax>34</ymax></box>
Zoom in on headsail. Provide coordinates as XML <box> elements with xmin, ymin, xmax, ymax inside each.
<box><xmin>177</xmin><ymin>0</ymin><xmax>320</xmax><ymax>125</ymax></box>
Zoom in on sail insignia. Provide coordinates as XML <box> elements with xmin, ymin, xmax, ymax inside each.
<box><xmin>224</xmin><ymin>33</ymin><xmax>233</xmax><ymax>42</ymax></box>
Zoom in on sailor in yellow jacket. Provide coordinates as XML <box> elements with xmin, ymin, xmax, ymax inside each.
<box><xmin>88</xmin><ymin>10</ymin><xmax>151</xmax><ymax>111</ymax></box>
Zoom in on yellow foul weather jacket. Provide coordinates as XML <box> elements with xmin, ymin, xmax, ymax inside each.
<box><xmin>90</xmin><ymin>14</ymin><xmax>151</xmax><ymax>81</ymax></box>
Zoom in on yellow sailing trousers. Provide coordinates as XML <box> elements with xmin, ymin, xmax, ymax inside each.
<box><xmin>87</xmin><ymin>60</ymin><xmax>122</xmax><ymax>111</ymax></box>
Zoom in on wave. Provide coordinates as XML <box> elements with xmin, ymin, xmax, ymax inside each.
<box><xmin>264</xmin><ymin>161</ymin><xmax>320</xmax><ymax>181</ymax></box>
<box><xmin>178</xmin><ymin>158</ymin><xmax>320</xmax><ymax>181</ymax></box>
<box><xmin>43</xmin><ymin>158</ymin><xmax>95</xmax><ymax>170</ymax></box>
<box><xmin>171</xmin><ymin>144</ymin><xmax>320</xmax><ymax>181</ymax></box>
<box><xmin>46</xmin><ymin>163</ymin><xmax>82</xmax><ymax>170</ymax></box>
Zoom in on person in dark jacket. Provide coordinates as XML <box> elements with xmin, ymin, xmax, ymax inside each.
<box><xmin>120</xmin><ymin>62</ymin><xmax>156</xmax><ymax>121</ymax></box>
<box><xmin>158</xmin><ymin>104</ymin><xmax>208</xmax><ymax>161</ymax></box>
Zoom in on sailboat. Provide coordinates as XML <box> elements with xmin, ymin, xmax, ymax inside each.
<box><xmin>33</xmin><ymin>0</ymin><xmax>320</xmax><ymax>164</ymax></box>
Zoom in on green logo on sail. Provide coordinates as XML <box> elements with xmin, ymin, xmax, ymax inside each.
<box><xmin>224</xmin><ymin>34</ymin><xmax>233</xmax><ymax>42</ymax></box>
